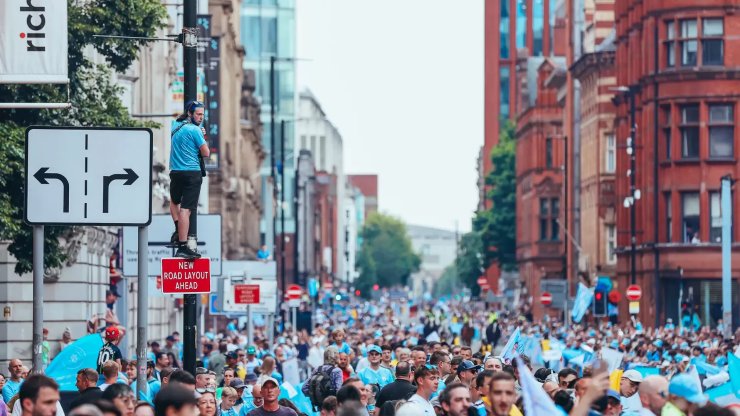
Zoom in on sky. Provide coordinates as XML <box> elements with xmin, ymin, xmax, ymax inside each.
<box><xmin>296</xmin><ymin>0</ymin><xmax>484</xmax><ymax>233</ymax></box>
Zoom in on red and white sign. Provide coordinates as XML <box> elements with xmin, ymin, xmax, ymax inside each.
<box><xmin>626</xmin><ymin>285</ymin><xmax>642</xmax><ymax>301</ymax></box>
<box><xmin>286</xmin><ymin>284</ymin><xmax>302</xmax><ymax>300</ymax></box>
<box><xmin>323</xmin><ymin>280</ymin><xmax>333</xmax><ymax>290</ymax></box>
<box><xmin>160</xmin><ymin>258</ymin><xmax>211</xmax><ymax>294</ymax></box>
<box><xmin>477</xmin><ymin>276</ymin><xmax>490</xmax><ymax>291</ymax></box>
<box><xmin>540</xmin><ymin>292</ymin><xmax>553</xmax><ymax>306</ymax></box>
<box><xmin>234</xmin><ymin>284</ymin><xmax>260</xmax><ymax>304</ymax></box>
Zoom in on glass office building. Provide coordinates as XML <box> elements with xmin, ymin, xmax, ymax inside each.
<box><xmin>241</xmin><ymin>0</ymin><xmax>297</xmax><ymax>239</ymax></box>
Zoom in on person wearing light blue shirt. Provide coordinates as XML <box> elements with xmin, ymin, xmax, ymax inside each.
<box><xmin>358</xmin><ymin>345</ymin><xmax>395</xmax><ymax>389</ymax></box>
<box><xmin>2</xmin><ymin>360</ymin><xmax>24</xmax><ymax>403</ymax></box>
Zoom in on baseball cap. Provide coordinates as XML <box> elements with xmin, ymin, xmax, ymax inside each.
<box><xmin>105</xmin><ymin>326</ymin><xmax>120</xmax><ymax>340</ymax></box>
<box><xmin>668</xmin><ymin>373</ymin><xmax>707</xmax><ymax>405</ymax></box>
<box><xmin>247</xmin><ymin>346</ymin><xmax>257</xmax><ymax>355</ymax></box>
<box><xmin>259</xmin><ymin>377</ymin><xmax>280</xmax><ymax>388</ymax></box>
<box><xmin>230</xmin><ymin>379</ymin><xmax>246</xmax><ymax>389</ymax></box>
<box><xmin>368</xmin><ymin>345</ymin><xmax>382</xmax><ymax>355</ymax></box>
<box><xmin>622</xmin><ymin>369</ymin><xmax>643</xmax><ymax>383</ymax></box>
<box><xmin>606</xmin><ymin>389</ymin><xmax>620</xmax><ymax>401</ymax></box>
<box><xmin>457</xmin><ymin>360</ymin><xmax>482</xmax><ymax>374</ymax></box>
<box><xmin>245</xmin><ymin>373</ymin><xmax>258</xmax><ymax>383</ymax></box>
<box><xmin>225</xmin><ymin>351</ymin><xmax>238</xmax><ymax>359</ymax></box>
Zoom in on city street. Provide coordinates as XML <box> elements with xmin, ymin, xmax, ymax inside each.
<box><xmin>1</xmin><ymin>0</ymin><xmax>740</xmax><ymax>416</ymax></box>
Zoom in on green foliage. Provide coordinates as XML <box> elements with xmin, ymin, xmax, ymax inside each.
<box><xmin>0</xmin><ymin>0</ymin><xmax>166</xmax><ymax>275</ymax></box>
<box><xmin>433</xmin><ymin>264</ymin><xmax>464</xmax><ymax>298</ymax></box>
<box><xmin>481</xmin><ymin>120</ymin><xmax>517</xmax><ymax>271</ymax></box>
<box><xmin>454</xmin><ymin>230</ymin><xmax>485</xmax><ymax>296</ymax></box>
<box><xmin>355</xmin><ymin>213</ymin><xmax>421</xmax><ymax>295</ymax></box>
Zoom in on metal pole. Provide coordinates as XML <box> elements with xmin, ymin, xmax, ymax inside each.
<box><xmin>31</xmin><ymin>225</ymin><xmax>44</xmax><ymax>373</ymax></box>
<box><xmin>270</xmin><ymin>56</ymin><xmax>277</xmax><ymax>267</ymax></box>
<box><xmin>280</xmin><ymin>120</ymin><xmax>287</xmax><ymax>291</ymax></box>
<box><xmin>629</xmin><ymin>91</ymin><xmax>637</xmax><ymax>287</ymax></box>
<box><xmin>247</xmin><ymin>276</ymin><xmax>254</xmax><ymax>348</ymax></box>
<box><xmin>182</xmin><ymin>0</ymin><xmax>198</xmax><ymax>376</ymax></box>
<box><xmin>721</xmin><ymin>176</ymin><xmax>733</xmax><ymax>338</ymax></box>
<box><xmin>136</xmin><ymin>226</ymin><xmax>149</xmax><ymax>398</ymax></box>
<box><xmin>562</xmin><ymin>134</ymin><xmax>570</xmax><ymax>326</ymax></box>
<box><xmin>267</xmin><ymin>314</ymin><xmax>274</xmax><ymax>346</ymax></box>
<box><xmin>292</xmin><ymin>306</ymin><xmax>297</xmax><ymax>332</ymax></box>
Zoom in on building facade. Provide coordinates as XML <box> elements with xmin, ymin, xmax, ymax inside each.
<box><xmin>241</xmin><ymin>0</ymin><xmax>298</xmax><ymax>258</ymax></box>
<box><xmin>515</xmin><ymin>56</ymin><xmax>566</xmax><ymax>319</ymax></box>
<box><xmin>207</xmin><ymin>0</ymin><xmax>265</xmax><ymax>261</ymax></box>
<box><xmin>407</xmin><ymin>225</ymin><xmax>458</xmax><ymax>300</ymax></box>
<box><xmin>613</xmin><ymin>0</ymin><xmax>740</xmax><ymax>326</ymax></box>
<box><xmin>347</xmin><ymin>175</ymin><xmax>378</xmax><ymax>218</ymax></box>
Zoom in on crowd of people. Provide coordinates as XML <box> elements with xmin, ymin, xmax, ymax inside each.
<box><xmin>1</xmin><ymin>294</ymin><xmax>739</xmax><ymax>416</ymax></box>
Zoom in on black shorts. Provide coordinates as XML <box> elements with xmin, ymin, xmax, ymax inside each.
<box><xmin>170</xmin><ymin>171</ymin><xmax>202</xmax><ymax>210</ymax></box>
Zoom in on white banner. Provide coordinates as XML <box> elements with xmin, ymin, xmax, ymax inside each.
<box><xmin>0</xmin><ymin>0</ymin><xmax>68</xmax><ymax>83</ymax></box>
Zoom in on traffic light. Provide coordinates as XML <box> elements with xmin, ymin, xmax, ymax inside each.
<box><xmin>593</xmin><ymin>290</ymin><xmax>608</xmax><ymax>317</ymax></box>
<box><xmin>355</xmin><ymin>290</ymin><xmax>361</xmax><ymax>296</ymax></box>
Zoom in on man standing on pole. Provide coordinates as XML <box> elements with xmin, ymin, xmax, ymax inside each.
<box><xmin>169</xmin><ymin>100</ymin><xmax>209</xmax><ymax>259</ymax></box>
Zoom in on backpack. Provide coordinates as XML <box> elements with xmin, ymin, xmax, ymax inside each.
<box><xmin>307</xmin><ymin>365</ymin><xmax>337</xmax><ymax>410</ymax></box>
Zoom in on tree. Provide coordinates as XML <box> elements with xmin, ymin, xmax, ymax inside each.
<box><xmin>454</xmin><ymin>230</ymin><xmax>485</xmax><ymax>296</ymax></box>
<box><xmin>0</xmin><ymin>0</ymin><xmax>167</xmax><ymax>275</ymax></box>
<box><xmin>480</xmin><ymin>120</ymin><xmax>517</xmax><ymax>271</ymax></box>
<box><xmin>433</xmin><ymin>264</ymin><xmax>464</xmax><ymax>298</ymax></box>
<box><xmin>355</xmin><ymin>213</ymin><xmax>420</xmax><ymax>295</ymax></box>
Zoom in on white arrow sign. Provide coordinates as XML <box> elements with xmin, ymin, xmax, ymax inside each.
<box><xmin>25</xmin><ymin>127</ymin><xmax>152</xmax><ymax>225</ymax></box>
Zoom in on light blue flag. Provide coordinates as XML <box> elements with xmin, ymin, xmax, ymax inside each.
<box><xmin>515</xmin><ymin>355</ymin><xmax>568</xmax><ymax>416</ymax></box>
<box><xmin>571</xmin><ymin>283</ymin><xmax>594</xmax><ymax>323</ymax></box>
<box><xmin>729</xmin><ymin>353</ymin><xmax>740</xmax><ymax>398</ymax></box>
<box><xmin>46</xmin><ymin>333</ymin><xmax>104</xmax><ymax>391</ymax></box>
<box><xmin>706</xmin><ymin>382</ymin><xmax>740</xmax><ymax>406</ymax></box>
<box><xmin>631</xmin><ymin>365</ymin><xmax>660</xmax><ymax>379</ymax></box>
<box><xmin>501</xmin><ymin>328</ymin><xmax>522</xmax><ymax>362</ymax></box>
<box><xmin>693</xmin><ymin>360</ymin><xmax>722</xmax><ymax>376</ymax></box>
<box><xmin>280</xmin><ymin>382</ymin><xmax>317</xmax><ymax>415</ymax></box>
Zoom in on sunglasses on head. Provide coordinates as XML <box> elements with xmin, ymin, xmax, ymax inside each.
<box><xmin>196</xmin><ymin>387</ymin><xmax>216</xmax><ymax>393</ymax></box>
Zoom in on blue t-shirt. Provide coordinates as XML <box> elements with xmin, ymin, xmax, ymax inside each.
<box><xmin>170</xmin><ymin>121</ymin><xmax>206</xmax><ymax>171</ymax></box>
<box><xmin>131</xmin><ymin>378</ymin><xmax>161</xmax><ymax>402</ymax></box>
<box><xmin>2</xmin><ymin>379</ymin><xmax>22</xmax><ymax>402</ymax></box>
<box><xmin>358</xmin><ymin>366</ymin><xmax>394</xmax><ymax>389</ymax></box>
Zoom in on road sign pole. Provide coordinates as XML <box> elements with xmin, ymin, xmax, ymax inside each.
<box><xmin>136</xmin><ymin>226</ymin><xmax>149</xmax><ymax>398</ymax></box>
<box><xmin>182</xmin><ymin>0</ymin><xmax>198</xmax><ymax>377</ymax></box>
<box><xmin>247</xmin><ymin>277</ymin><xmax>254</xmax><ymax>348</ymax></box>
<box><xmin>292</xmin><ymin>306</ymin><xmax>297</xmax><ymax>332</ymax></box>
<box><xmin>721</xmin><ymin>176</ymin><xmax>733</xmax><ymax>338</ymax></box>
<box><xmin>31</xmin><ymin>225</ymin><xmax>44</xmax><ymax>373</ymax></box>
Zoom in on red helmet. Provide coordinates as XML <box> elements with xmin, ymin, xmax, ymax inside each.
<box><xmin>105</xmin><ymin>326</ymin><xmax>120</xmax><ymax>341</ymax></box>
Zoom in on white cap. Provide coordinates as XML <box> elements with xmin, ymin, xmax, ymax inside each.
<box><xmin>622</xmin><ymin>369</ymin><xmax>644</xmax><ymax>383</ymax></box>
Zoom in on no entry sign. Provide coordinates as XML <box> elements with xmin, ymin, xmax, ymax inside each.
<box><xmin>540</xmin><ymin>292</ymin><xmax>553</xmax><ymax>306</ymax></box>
<box><xmin>626</xmin><ymin>284</ymin><xmax>642</xmax><ymax>301</ymax></box>
<box><xmin>234</xmin><ymin>284</ymin><xmax>260</xmax><ymax>304</ymax></box>
<box><xmin>161</xmin><ymin>258</ymin><xmax>211</xmax><ymax>294</ymax></box>
<box><xmin>287</xmin><ymin>284</ymin><xmax>302</xmax><ymax>300</ymax></box>
<box><xmin>477</xmin><ymin>276</ymin><xmax>490</xmax><ymax>291</ymax></box>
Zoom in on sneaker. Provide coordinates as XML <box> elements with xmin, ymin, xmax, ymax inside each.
<box><xmin>175</xmin><ymin>245</ymin><xmax>201</xmax><ymax>259</ymax></box>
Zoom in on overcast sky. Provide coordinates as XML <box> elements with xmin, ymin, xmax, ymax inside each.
<box><xmin>296</xmin><ymin>0</ymin><xmax>483</xmax><ymax>233</ymax></box>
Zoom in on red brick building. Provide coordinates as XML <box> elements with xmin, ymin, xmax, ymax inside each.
<box><xmin>613</xmin><ymin>0</ymin><xmax>740</xmax><ymax>326</ymax></box>
<box><xmin>484</xmin><ymin>0</ymin><xmax>566</xmax><ymax>294</ymax></box>
<box><xmin>347</xmin><ymin>174</ymin><xmax>378</xmax><ymax>219</ymax></box>
<box><xmin>515</xmin><ymin>57</ymin><xmax>566</xmax><ymax>318</ymax></box>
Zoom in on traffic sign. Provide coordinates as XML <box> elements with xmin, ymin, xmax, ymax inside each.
<box><xmin>626</xmin><ymin>284</ymin><xmax>642</xmax><ymax>301</ymax></box>
<box><xmin>220</xmin><ymin>260</ymin><xmax>277</xmax><ymax>314</ymax></box>
<box><xmin>287</xmin><ymin>284</ymin><xmax>302</xmax><ymax>300</ymax></box>
<box><xmin>540</xmin><ymin>292</ymin><xmax>553</xmax><ymax>306</ymax></box>
<box><xmin>234</xmin><ymin>284</ymin><xmax>260</xmax><ymax>304</ymax></box>
<box><xmin>629</xmin><ymin>301</ymin><xmax>640</xmax><ymax>314</ymax></box>
<box><xmin>161</xmin><ymin>258</ymin><xmax>211</xmax><ymax>294</ymax></box>
<box><xmin>25</xmin><ymin>127</ymin><xmax>152</xmax><ymax>225</ymax></box>
<box><xmin>123</xmin><ymin>214</ymin><xmax>222</xmax><ymax>277</ymax></box>
<box><xmin>477</xmin><ymin>276</ymin><xmax>490</xmax><ymax>291</ymax></box>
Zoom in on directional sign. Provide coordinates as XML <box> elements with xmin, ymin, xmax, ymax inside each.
<box><xmin>25</xmin><ymin>127</ymin><xmax>152</xmax><ymax>225</ymax></box>
<box><xmin>234</xmin><ymin>284</ymin><xmax>260</xmax><ymax>304</ymax></box>
<box><xmin>626</xmin><ymin>285</ymin><xmax>642</xmax><ymax>301</ymax></box>
<box><xmin>161</xmin><ymin>258</ymin><xmax>211</xmax><ymax>294</ymax></box>
<box><xmin>122</xmin><ymin>214</ymin><xmax>222</xmax><ymax>277</ymax></box>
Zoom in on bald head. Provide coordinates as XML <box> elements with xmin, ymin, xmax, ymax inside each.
<box><xmin>542</xmin><ymin>381</ymin><xmax>560</xmax><ymax>398</ymax></box>
<box><xmin>638</xmin><ymin>376</ymin><xmax>668</xmax><ymax>413</ymax></box>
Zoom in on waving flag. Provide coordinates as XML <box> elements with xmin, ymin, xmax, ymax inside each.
<box><xmin>515</xmin><ymin>356</ymin><xmax>567</xmax><ymax>416</ymax></box>
<box><xmin>46</xmin><ymin>333</ymin><xmax>104</xmax><ymax>391</ymax></box>
<box><xmin>501</xmin><ymin>328</ymin><xmax>522</xmax><ymax>362</ymax></box>
<box><xmin>571</xmin><ymin>283</ymin><xmax>594</xmax><ymax>323</ymax></box>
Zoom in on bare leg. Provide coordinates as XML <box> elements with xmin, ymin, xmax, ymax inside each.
<box><xmin>170</xmin><ymin>201</ymin><xmax>180</xmax><ymax>223</ymax></box>
<box><xmin>178</xmin><ymin>208</ymin><xmax>191</xmax><ymax>242</ymax></box>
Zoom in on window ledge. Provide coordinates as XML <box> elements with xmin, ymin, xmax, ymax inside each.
<box><xmin>674</xmin><ymin>158</ymin><xmax>701</xmax><ymax>165</ymax></box>
<box><xmin>660</xmin><ymin>160</ymin><xmax>672</xmax><ymax>167</ymax></box>
<box><xmin>706</xmin><ymin>157</ymin><xmax>736</xmax><ymax>164</ymax></box>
